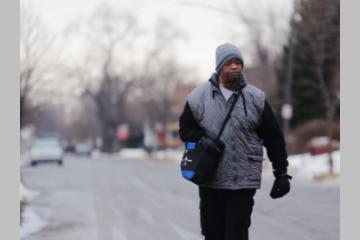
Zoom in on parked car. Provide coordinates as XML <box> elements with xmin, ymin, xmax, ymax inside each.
<box><xmin>75</xmin><ymin>143</ymin><xmax>94</xmax><ymax>157</ymax></box>
<box><xmin>64</xmin><ymin>142</ymin><xmax>76</xmax><ymax>153</ymax></box>
<box><xmin>30</xmin><ymin>136</ymin><xmax>64</xmax><ymax>166</ymax></box>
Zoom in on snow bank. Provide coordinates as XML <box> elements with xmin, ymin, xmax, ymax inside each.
<box><xmin>118</xmin><ymin>148</ymin><xmax>148</xmax><ymax>159</ymax></box>
<box><xmin>115</xmin><ymin>148</ymin><xmax>340</xmax><ymax>184</ymax></box>
<box><xmin>116</xmin><ymin>148</ymin><xmax>184</xmax><ymax>161</ymax></box>
<box><xmin>20</xmin><ymin>183</ymin><xmax>45</xmax><ymax>239</ymax></box>
<box><xmin>153</xmin><ymin>149</ymin><xmax>184</xmax><ymax>162</ymax></box>
<box><xmin>20</xmin><ymin>183</ymin><xmax>39</xmax><ymax>202</ymax></box>
<box><xmin>287</xmin><ymin>150</ymin><xmax>340</xmax><ymax>181</ymax></box>
<box><xmin>20</xmin><ymin>207</ymin><xmax>46</xmax><ymax>239</ymax></box>
<box><xmin>20</xmin><ymin>152</ymin><xmax>30</xmax><ymax>167</ymax></box>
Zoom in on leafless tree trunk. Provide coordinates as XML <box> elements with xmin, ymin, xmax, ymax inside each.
<box><xmin>65</xmin><ymin>4</ymin><xmax>139</xmax><ymax>152</ymax></box>
<box><xmin>136</xmin><ymin>18</ymin><xmax>186</xmax><ymax>134</ymax></box>
<box><xmin>229</xmin><ymin>0</ymin><xmax>293</xmax><ymax>103</ymax></box>
<box><xmin>20</xmin><ymin>4</ymin><xmax>54</xmax><ymax>127</ymax></box>
<box><xmin>295</xmin><ymin>0</ymin><xmax>340</xmax><ymax>173</ymax></box>
<box><xmin>65</xmin><ymin>6</ymin><xmax>191</xmax><ymax>151</ymax></box>
<box><xmin>282</xmin><ymin>0</ymin><xmax>302</xmax><ymax>139</ymax></box>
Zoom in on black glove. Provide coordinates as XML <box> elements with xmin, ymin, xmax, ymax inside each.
<box><xmin>270</xmin><ymin>173</ymin><xmax>292</xmax><ymax>199</ymax></box>
<box><xmin>198</xmin><ymin>136</ymin><xmax>225</xmax><ymax>155</ymax></box>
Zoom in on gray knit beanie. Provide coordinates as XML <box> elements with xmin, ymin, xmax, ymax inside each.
<box><xmin>215</xmin><ymin>43</ymin><xmax>244</xmax><ymax>73</ymax></box>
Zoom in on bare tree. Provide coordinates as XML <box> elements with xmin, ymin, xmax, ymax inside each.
<box><xmin>229</xmin><ymin>0</ymin><xmax>294</xmax><ymax>103</ymax></box>
<box><xmin>64</xmin><ymin>6</ymin><xmax>192</xmax><ymax>151</ymax></box>
<box><xmin>142</xmin><ymin>58</ymin><xmax>183</xmax><ymax>126</ymax></box>
<box><xmin>282</xmin><ymin>0</ymin><xmax>301</xmax><ymax>139</ymax></box>
<box><xmin>293</xmin><ymin>0</ymin><xmax>340</xmax><ymax>173</ymax></box>
<box><xmin>62</xmin><ymin>99</ymin><xmax>100</xmax><ymax>144</ymax></box>
<box><xmin>178</xmin><ymin>0</ymin><xmax>293</xmax><ymax>103</ymax></box>
<box><xmin>65</xmin><ymin>4</ymin><xmax>140</xmax><ymax>152</ymax></box>
<box><xmin>33</xmin><ymin>102</ymin><xmax>67</xmax><ymax>138</ymax></box>
<box><xmin>20</xmin><ymin>4</ymin><xmax>54</xmax><ymax>127</ymax></box>
<box><xmin>137</xmin><ymin>18</ymin><xmax>186</xmax><ymax>127</ymax></box>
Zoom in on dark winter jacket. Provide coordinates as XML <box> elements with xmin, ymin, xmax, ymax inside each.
<box><xmin>179</xmin><ymin>73</ymin><xmax>288</xmax><ymax>189</ymax></box>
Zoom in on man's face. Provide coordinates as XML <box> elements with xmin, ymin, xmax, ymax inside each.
<box><xmin>220</xmin><ymin>58</ymin><xmax>243</xmax><ymax>83</ymax></box>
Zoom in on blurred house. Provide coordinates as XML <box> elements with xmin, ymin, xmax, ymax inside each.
<box><xmin>158</xmin><ymin>83</ymin><xmax>197</xmax><ymax>149</ymax></box>
<box><xmin>172</xmin><ymin>83</ymin><xmax>197</xmax><ymax>118</ymax></box>
<box><xmin>287</xmin><ymin>119</ymin><xmax>340</xmax><ymax>154</ymax></box>
<box><xmin>162</xmin><ymin>121</ymin><xmax>182</xmax><ymax>149</ymax></box>
<box><xmin>308</xmin><ymin>136</ymin><xmax>340</xmax><ymax>156</ymax></box>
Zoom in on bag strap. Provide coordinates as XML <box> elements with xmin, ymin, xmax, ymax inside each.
<box><xmin>215</xmin><ymin>91</ymin><xmax>241</xmax><ymax>141</ymax></box>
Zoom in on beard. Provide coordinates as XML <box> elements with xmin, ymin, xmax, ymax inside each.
<box><xmin>221</xmin><ymin>71</ymin><xmax>241</xmax><ymax>90</ymax></box>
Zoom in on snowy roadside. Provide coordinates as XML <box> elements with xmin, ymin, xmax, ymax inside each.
<box><xmin>287</xmin><ymin>150</ymin><xmax>340</xmax><ymax>186</ymax></box>
<box><xmin>115</xmin><ymin>148</ymin><xmax>340</xmax><ymax>186</ymax></box>
<box><xmin>288</xmin><ymin>151</ymin><xmax>340</xmax><ymax>176</ymax></box>
<box><xmin>115</xmin><ymin>148</ymin><xmax>185</xmax><ymax>162</ymax></box>
<box><xmin>20</xmin><ymin>183</ymin><xmax>47</xmax><ymax>239</ymax></box>
<box><xmin>20</xmin><ymin>152</ymin><xmax>30</xmax><ymax>167</ymax></box>
<box><xmin>20</xmin><ymin>183</ymin><xmax>39</xmax><ymax>202</ymax></box>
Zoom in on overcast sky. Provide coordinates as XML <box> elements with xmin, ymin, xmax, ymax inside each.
<box><xmin>23</xmin><ymin>0</ymin><xmax>294</xmax><ymax>81</ymax></box>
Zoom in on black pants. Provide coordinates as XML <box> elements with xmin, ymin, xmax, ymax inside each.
<box><xmin>199</xmin><ymin>186</ymin><xmax>256</xmax><ymax>240</ymax></box>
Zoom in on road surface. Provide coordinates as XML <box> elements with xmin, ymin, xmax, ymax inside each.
<box><xmin>21</xmin><ymin>154</ymin><xmax>339</xmax><ymax>240</ymax></box>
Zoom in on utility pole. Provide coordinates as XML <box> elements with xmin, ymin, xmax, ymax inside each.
<box><xmin>282</xmin><ymin>35</ymin><xmax>294</xmax><ymax>140</ymax></box>
<box><xmin>282</xmin><ymin>0</ymin><xmax>299</xmax><ymax>140</ymax></box>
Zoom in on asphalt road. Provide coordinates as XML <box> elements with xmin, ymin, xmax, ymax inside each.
<box><xmin>21</xmin><ymin>154</ymin><xmax>339</xmax><ymax>240</ymax></box>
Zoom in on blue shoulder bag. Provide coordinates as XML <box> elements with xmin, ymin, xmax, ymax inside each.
<box><xmin>180</xmin><ymin>92</ymin><xmax>240</xmax><ymax>184</ymax></box>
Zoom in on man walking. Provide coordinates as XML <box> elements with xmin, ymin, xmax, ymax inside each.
<box><xmin>179</xmin><ymin>43</ymin><xmax>292</xmax><ymax>240</ymax></box>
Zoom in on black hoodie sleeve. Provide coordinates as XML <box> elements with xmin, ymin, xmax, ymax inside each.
<box><xmin>257</xmin><ymin>99</ymin><xmax>289</xmax><ymax>177</ymax></box>
<box><xmin>179</xmin><ymin>101</ymin><xmax>206</xmax><ymax>143</ymax></box>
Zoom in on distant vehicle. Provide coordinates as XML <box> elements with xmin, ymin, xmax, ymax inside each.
<box><xmin>64</xmin><ymin>143</ymin><xmax>76</xmax><ymax>153</ymax></box>
<box><xmin>30</xmin><ymin>136</ymin><xmax>64</xmax><ymax>166</ymax></box>
<box><xmin>75</xmin><ymin>143</ymin><xmax>93</xmax><ymax>157</ymax></box>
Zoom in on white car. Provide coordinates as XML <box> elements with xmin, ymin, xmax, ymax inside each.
<box><xmin>75</xmin><ymin>143</ymin><xmax>94</xmax><ymax>157</ymax></box>
<box><xmin>30</xmin><ymin>137</ymin><xmax>64</xmax><ymax>166</ymax></box>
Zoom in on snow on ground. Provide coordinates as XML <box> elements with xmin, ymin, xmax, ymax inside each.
<box><xmin>150</xmin><ymin>148</ymin><xmax>340</xmax><ymax>184</ymax></box>
<box><xmin>20</xmin><ymin>152</ymin><xmax>30</xmax><ymax>167</ymax></box>
<box><xmin>115</xmin><ymin>148</ymin><xmax>185</xmax><ymax>162</ymax></box>
<box><xmin>117</xmin><ymin>148</ymin><xmax>340</xmax><ymax>177</ymax></box>
<box><xmin>105</xmin><ymin>147</ymin><xmax>340</xmax><ymax>185</ymax></box>
<box><xmin>20</xmin><ymin>207</ymin><xmax>47</xmax><ymax>239</ymax></box>
<box><xmin>19</xmin><ymin>148</ymin><xmax>339</xmax><ymax>238</ymax></box>
<box><xmin>118</xmin><ymin>148</ymin><xmax>148</xmax><ymax>159</ymax></box>
<box><xmin>287</xmin><ymin>150</ymin><xmax>340</xmax><ymax>178</ymax></box>
<box><xmin>20</xmin><ymin>182</ymin><xmax>39</xmax><ymax>203</ymax></box>
<box><xmin>20</xmin><ymin>183</ymin><xmax>46</xmax><ymax>239</ymax></box>
<box><xmin>153</xmin><ymin>149</ymin><xmax>185</xmax><ymax>162</ymax></box>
